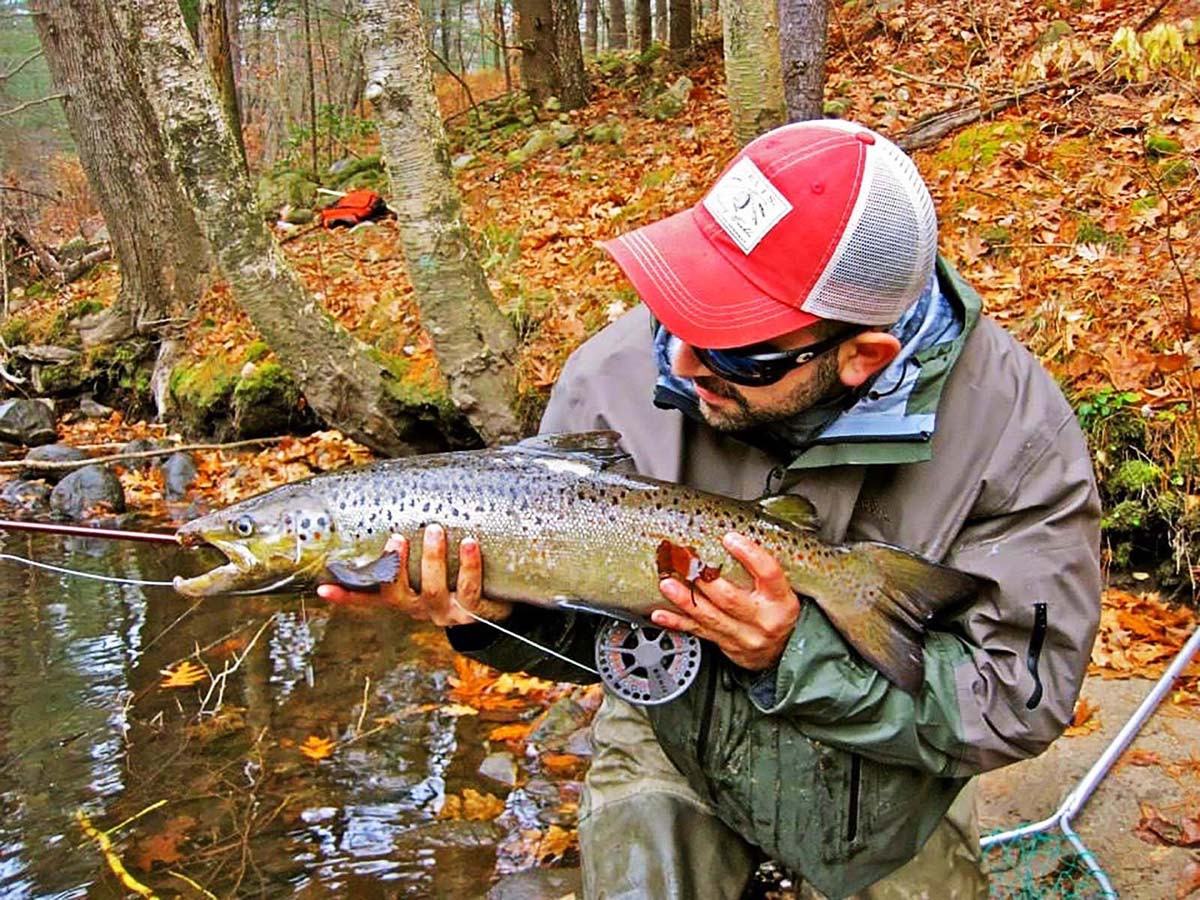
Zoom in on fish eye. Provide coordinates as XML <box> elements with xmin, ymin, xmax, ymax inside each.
<box><xmin>232</xmin><ymin>515</ymin><xmax>255</xmax><ymax>537</ymax></box>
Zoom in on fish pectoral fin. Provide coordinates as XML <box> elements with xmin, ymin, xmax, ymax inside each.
<box><xmin>509</xmin><ymin>431</ymin><xmax>634</xmax><ymax>472</ymax></box>
<box><xmin>324</xmin><ymin>552</ymin><xmax>402</xmax><ymax>592</ymax></box>
<box><xmin>757</xmin><ymin>494</ymin><xmax>820</xmax><ymax>531</ymax></box>
<box><xmin>811</xmin><ymin>542</ymin><xmax>983</xmax><ymax>696</ymax></box>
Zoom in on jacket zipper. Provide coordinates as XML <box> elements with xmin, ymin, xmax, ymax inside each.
<box><xmin>847</xmin><ymin>754</ymin><xmax>862</xmax><ymax>844</ymax></box>
<box><xmin>1025</xmin><ymin>602</ymin><xmax>1048</xmax><ymax>710</ymax></box>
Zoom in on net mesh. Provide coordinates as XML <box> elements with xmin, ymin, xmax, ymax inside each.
<box><xmin>984</xmin><ymin>830</ymin><xmax>1113</xmax><ymax>899</ymax></box>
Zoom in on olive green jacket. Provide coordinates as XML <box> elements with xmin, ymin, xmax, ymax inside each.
<box><xmin>448</xmin><ymin>259</ymin><xmax>1101</xmax><ymax>896</ymax></box>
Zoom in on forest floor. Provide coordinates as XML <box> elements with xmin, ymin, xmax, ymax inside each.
<box><xmin>3</xmin><ymin>0</ymin><xmax>1200</xmax><ymax>894</ymax></box>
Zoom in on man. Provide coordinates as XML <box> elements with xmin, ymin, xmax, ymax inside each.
<box><xmin>319</xmin><ymin>120</ymin><xmax>1101</xmax><ymax>898</ymax></box>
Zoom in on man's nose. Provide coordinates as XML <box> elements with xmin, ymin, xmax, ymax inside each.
<box><xmin>670</xmin><ymin>341</ymin><xmax>711</xmax><ymax>380</ymax></box>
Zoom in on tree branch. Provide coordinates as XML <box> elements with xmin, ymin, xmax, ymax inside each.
<box><xmin>0</xmin><ymin>93</ymin><xmax>66</xmax><ymax>119</ymax></box>
<box><xmin>0</xmin><ymin>50</ymin><xmax>44</xmax><ymax>85</ymax></box>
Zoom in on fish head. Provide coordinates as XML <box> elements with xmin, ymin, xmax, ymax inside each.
<box><xmin>174</xmin><ymin>491</ymin><xmax>340</xmax><ymax>597</ymax></box>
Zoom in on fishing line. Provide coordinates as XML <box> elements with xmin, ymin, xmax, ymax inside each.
<box><xmin>452</xmin><ymin>599</ymin><xmax>600</xmax><ymax>678</ymax></box>
<box><xmin>0</xmin><ymin>552</ymin><xmax>176</xmax><ymax>587</ymax></box>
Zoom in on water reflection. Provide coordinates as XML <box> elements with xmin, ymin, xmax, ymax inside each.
<box><xmin>0</xmin><ymin>531</ymin><xmax>542</xmax><ymax>897</ymax></box>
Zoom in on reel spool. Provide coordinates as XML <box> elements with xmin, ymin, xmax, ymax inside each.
<box><xmin>594</xmin><ymin>618</ymin><xmax>702</xmax><ymax>705</ymax></box>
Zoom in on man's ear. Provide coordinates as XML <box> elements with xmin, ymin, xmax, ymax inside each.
<box><xmin>837</xmin><ymin>332</ymin><xmax>901</xmax><ymax>388</ymax></box>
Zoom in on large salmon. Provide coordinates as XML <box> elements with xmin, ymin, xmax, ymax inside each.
<box><xmin>174</xmin><ymin>431</ymin><xmax>980</xmax><ymax>694</ymax></box>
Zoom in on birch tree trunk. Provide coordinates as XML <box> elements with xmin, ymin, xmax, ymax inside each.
<box><xmin>721</xmin><ymin>0</ymin><xmax>786</xmax><ymax>145</ymax></box>
<box><xmin>778</xmin><ymin>0</ymin><xmax>828</xmax><ymax>122</ymax></box>
<box><xmin>117</xmin><ymin>0</ymin><xmax>448</xmax><ymax>456</ymax></box>
<box><xmin>30</xmin><ymin>0</ymin><xmax>208</xmax><ymax>418</ymax></box>
<box><xmin>353</xmin><ymin>0</ymin><xmax>523</xmax><ymax>446</ymax></box>
<box><xmin>200</xmin><ymin>0</ymin><xmax>247</xmax><ymax>170</ymax></box>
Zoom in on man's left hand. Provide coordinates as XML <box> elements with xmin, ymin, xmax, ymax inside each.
<box><xmin>650</xmin><ymin>532</ymin><xmax>801</xmax><ymax>671</ymax></box>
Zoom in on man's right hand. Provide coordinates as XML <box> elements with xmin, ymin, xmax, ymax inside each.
<box><xmin>315</xmin><ymin>524</ymin><xmax>513</xmax><ymax>627</ymax></box>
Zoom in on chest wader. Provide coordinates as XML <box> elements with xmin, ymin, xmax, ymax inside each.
<box><xmin>647</xmin><ymin>652</ymin><xmax>967</xmax><ymax>899</ymax></box>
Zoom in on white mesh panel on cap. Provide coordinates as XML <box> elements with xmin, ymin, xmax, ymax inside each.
<box><xmin>802</xmin><ymin>125</ymin><xmax>938</xmax><ymax>325</ymax></box>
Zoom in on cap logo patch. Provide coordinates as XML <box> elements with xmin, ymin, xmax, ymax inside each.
<box><xmin>702</xmin><ymin>157</ymin><xmax>793</xmax><ymax>254</ymax></box>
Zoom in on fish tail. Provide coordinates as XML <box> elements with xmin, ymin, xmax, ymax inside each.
<box><xmin>814</xmin><ymin>543</ymin><xmax>982</xmax><ymax>695</ymax></box>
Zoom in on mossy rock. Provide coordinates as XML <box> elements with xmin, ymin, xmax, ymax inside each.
<box><xmin>84</xmin><ymin>338</ymin><xmax>156</xmax><ymax>410</ymax></box>
<box><xmin>168</xmin><ymin>353</ymin><xmax>241</xmax><ymax>435</ymax></box>
<box><xmin>642</xmin><ymin>76</ymin><xmax>693</xmax><ymax>121</ymax></box>
<box><xmin>34</xmin><ymin>359</ymin><xmax>86</xmax><ymax>395</ymax></box>
<box><xmin>256</xmin><ymin>171</ymin><xmax>319</xmax><ymax>216</ymax></box>
<box><xmin>506</xmin><ymin>129</ymin><xmax>558</xmax><ymax>167</ymax></box>
<box><xmin>336</xmin><ymin>169</ymin><xmax>390</xmax><ymax>193</ymax></box>
<box><xmin>232</xmin><ymin>361</ymin><xmax>303</xmax><ymax>438</ymax></box>
<box><xmin>584</xmin><ymin>119</ymin><xmax>626</xmax><ymax>145</ymax></box>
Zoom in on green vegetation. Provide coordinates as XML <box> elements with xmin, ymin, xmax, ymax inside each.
<box><xmin>1075</xmin><ymin>388</ymin><xmax>1200</xmax><ymax>590</ymax></box>
<box><xmin>933</xmin><ymin>121</ymin><xmax>1033</xmax><ymax>171</ymax></box>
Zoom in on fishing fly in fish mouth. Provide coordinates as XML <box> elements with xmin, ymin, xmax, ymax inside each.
<box><xmin>170</xmin><ymin>431</ymin><xmax>980</xmax><ymax>704</ymax></box>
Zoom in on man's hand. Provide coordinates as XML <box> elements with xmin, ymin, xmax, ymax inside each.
<box><xmin>650</xmin><ymin>532</ymin><xmax>800</xmax><ymax>671</ymax></box>
<box><xmin>315</xmin><ymin>524</ymin><xmax>513</xmax><ymax>627</ymax></box>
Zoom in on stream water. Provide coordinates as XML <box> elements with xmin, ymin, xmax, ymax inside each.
<box><xmin>0</xmin><ymin>532</ymin><xmax>569</xmax><ymax>898</ymax></box>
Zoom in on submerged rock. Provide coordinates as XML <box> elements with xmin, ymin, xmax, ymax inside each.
<box><xmin>49</xmin><ymin>464</ymin><xmax>126</xmax><ymax>519</ymax></box>
<box><xmin>479</xmin><ymin>751</ymin><xmax>519</xmax><ymax>787</ymax></box>
<box><xmin>0</xmin><ymin>399</ymin><xmax>57</xmax><ymax>447</ymax></box>
<box><xmin>0</xmin><ymin>479</ymin><xmax>51</xmax><ymax>511</ymax></box>
<box><xmin>21</xmin><ymin>444</ymin><xmax>89</xmax><ymax>484</ymax></box>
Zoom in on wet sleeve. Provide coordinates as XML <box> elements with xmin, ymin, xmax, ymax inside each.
<box><xmin>748</xmin><ymin>414</ymin><xmax>1102</xmax><ymax>777</ymax></box>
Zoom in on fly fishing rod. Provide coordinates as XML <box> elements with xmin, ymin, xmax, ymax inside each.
<box><xmin>0</xmin><ymin>518</ymin><xmax>179</xmax><ymax>544</ymax></box>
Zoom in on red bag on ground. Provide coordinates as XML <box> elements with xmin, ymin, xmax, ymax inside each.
<box><xmin>319</xmin><ymin>190</ymin><xmax>389</xmax><ymax>228</ymax></box>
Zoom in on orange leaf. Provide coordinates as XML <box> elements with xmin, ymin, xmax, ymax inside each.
<box><xmin>132</xmin><ymin>815</ymin><xmax>195</xmax><ymax>872</ymax></box>
<box><xmin>159</xmin><ymin>660</ymin><xmax>207</xmax><ymax>689</ymax></box>
<box><xmin>298</xmin><ymin>735</ymin><xmax>336</xmax><ymax>761</ymax></box>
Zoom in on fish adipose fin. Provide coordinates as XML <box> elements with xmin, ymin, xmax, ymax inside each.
<box><xmin>325</xmin><ymin>551</ymin><xmax>402</xmax><ymax>592</ymax></box>
<box><xmin>815</xmin><ymin>543</ymin><xmax>982</xmax><ymax>695</ymax></box>
<box><xmin>510</xmin><ymin>431</ymin><xmax>634</xmax><ymax>472</ymax></box>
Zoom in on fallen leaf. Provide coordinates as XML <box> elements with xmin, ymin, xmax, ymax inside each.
<box><xmin>132</xmin><ymin>815</ymin><xmax>196</xmax><ymax>872</ymax></box>
<box><xmin>298</xmin><ymin>735</ymin><xmax>336</xmax><ymax>761</ymax></box>
<box><xmin>159</xmin><ymin>660</ymin><xmax>207</xmax><ymax>689</ymax></box>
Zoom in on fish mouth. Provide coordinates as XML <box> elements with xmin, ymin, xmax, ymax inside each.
<box><xmin>173</xmin><ymin>537</ymin><xmax>273</xmax><ymax>597</ymax></box>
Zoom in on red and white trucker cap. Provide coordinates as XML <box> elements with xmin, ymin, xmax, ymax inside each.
<box><xmin>603</xmin><ymin>120</ymin><xmax>938</xmax><ymax>349</ymax></box>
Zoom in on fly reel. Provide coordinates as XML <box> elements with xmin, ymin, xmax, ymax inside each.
<box><xmin>594</xmin><ymin>618</ymin><xmax>702</xmax><ymax>705</ymax></box>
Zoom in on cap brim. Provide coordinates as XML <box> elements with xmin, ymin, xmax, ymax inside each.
<box><xmin>602</xmin><ymin>207</ymin><xmax>819</xmax><ymax>349</ymax></box>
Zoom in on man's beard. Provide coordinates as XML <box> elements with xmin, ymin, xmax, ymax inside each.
<box><xmin>693</xmin><ymin>354</ymin><xmax>843</xmax><ymax>432</ymax></box>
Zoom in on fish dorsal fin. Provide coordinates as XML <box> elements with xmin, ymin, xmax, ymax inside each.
<box><xmin>509</xmin><ymin>431</ymin><xmax>633</xmax><ymax>471</ymax></box>
<box><xmin>757</xmin><ymin>494</ymin><xmax>820</xmax><ymax>531</ymax></box>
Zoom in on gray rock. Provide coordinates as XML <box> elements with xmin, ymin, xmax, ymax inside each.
<box><xmin>0</xmin><ymin>479</ymin><xmax>51</xmax><ymax>511</ymax></box>
<box><xmin>161</xmin><ymin>451</ymin><xmax>197</xmax><ymax>501</ymax></box>
<box><xmin>79</xmin><ymin>395</ymin><xmax>114</xmax><ymax>418</ymax></box>
<box><xmin>529</xmin><ymin>696</ymin><xmax>593</xmax><ymax>751</ymax></box>
<box><xmin>487</xmin><ymin>867</ymin><xmax>582</xmax><ymax>900</ymax></box>
<box><xmin>0</xmin><ymin>399</ymin><xmax>57</xmax><ymax>446</ymax></box>
<box><xmin>21</xmin><ymin>444</ymin><xmax>89</xmax><ymax>484</ymax></box>
<box><xmin>479</xmin><ymin>751</ymin><xmax>519</xmax><ymax>787</ymax></box>
<box><xmin>49</xmin><ymin>464</ymin><xmax>126</xmax><ymax>519</ymax></box>
<box><xmin>121</xmin><ymin>438</ymin><xmax>168</xmax><ymax>471</ymax></box>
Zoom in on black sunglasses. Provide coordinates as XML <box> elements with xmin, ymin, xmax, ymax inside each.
<box><xmin>666</xmin><ymin>324</ymin><xmax>869</xmax><ymax>387</ymax></box>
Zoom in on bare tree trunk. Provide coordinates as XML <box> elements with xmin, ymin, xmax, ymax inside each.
<box><xmin>353</xmin><ymin>0</ymin><xmax>523</xmax><ymax>446</ymax></box>
<box><xmin>552</xmin><ymin>0</ymin><xmax>588</xmax><ymax>108</ymax></box>
<box><xmin>30</xmin><ymin>0</ymin><xmax>208</xmax><ymax>415</ymax></box>
<box><xmin>654</xmin><ymin>0</ymin><xmax>666</xmax><ymax>43</ymax></box>
<box><xmin>496</xmin><ymin>0</ymin><xmax>512</xmax><ymax>89</ymax></box>
<box><xmin>668</xmin><ymin>0</ymin><xmax>691</xmax><ymax>55</ymax></box>
<box><xmin>118</xmin><ymin>0</ymin><xmax>444</xmax><ymax>456</ymax></box>
<box><xmin>440</xmin><ymin>0</ymin><xmax>452</xmax><ymax>62</ymax></box>
<box><xmin>608</xmin><ymin>0</ymin><xmax>627</xmax><ymax>49</ymax></box>
<box><xmin>200</xmin><ymin>0</ymin><xmax>247</xmax><ymax>170</ymax></box>
<box><xmin>634</xmin><ymin>0</ymin><xmax>651</xmax><ymax>51</ymax></box>
<box><xmin>584</xmin><ymin>0</ymin><xmax>599</xmax><ymax>55</ymax></box>
<box><xmin>778</xmin><ymin>0</ymin><xmax>828</xmax><ymax>122</ymax></box>
<box><xmin>721</xmin><ymin>0</ymin><xmax>786</xmax><ymax>144</ymax></box>
<box><xmin>515</xmin><ymin>0</ymin><xmax>587</xmax><ymax>110</ymax></box>
<box><xmin>300</xmin><ymin>0</ymin><xmax>320</xmax><ymax>177</ymax></box>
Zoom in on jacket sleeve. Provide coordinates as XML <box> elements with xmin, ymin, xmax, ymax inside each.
<box><xmin>748</xmin><ymin>412</ymin><xmax>1102</xmax><ymax>777</ymax></box>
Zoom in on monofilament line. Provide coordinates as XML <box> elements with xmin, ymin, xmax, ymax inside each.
<box><xmin>0</xmin><ymin>552</ymin><xmax>176</xmax><ymax>587</ymax></box>
<box><xmin>452</xmin><ymin>599</ymin><xmax>600</xmax><ymax>678</ymax></box>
